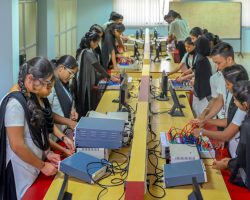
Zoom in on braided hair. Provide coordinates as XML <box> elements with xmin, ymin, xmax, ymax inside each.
<box><xmin>18</xmin><ymin>57</ymin><xmax>54</xmax><ymax>150</ymax></box>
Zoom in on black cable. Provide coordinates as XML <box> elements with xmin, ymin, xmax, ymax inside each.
<box><xmin>86</xmin><ymin>158</ymin><xmax>129</xmax><ymax>200</ymax></box>
<box><xmin>149</xmin><ymin>102</ymin><xmax>171</xmax><ymax>115</ymax></box>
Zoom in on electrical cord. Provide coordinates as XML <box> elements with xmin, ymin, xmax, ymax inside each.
<box><xmin>86</xmin><ymin>154</ymin><xmax>129</xmax><ymax>200</ymax></box>
<box><xmin>149</xmin><ymin>102</ymin><xmax>171</xmax><ymax>115</ymax></box>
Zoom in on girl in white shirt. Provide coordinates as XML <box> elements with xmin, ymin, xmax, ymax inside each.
<box><xmin>1</xmin><ymin>57</ymin><xmax>59</xmax><ymax>199</ymax></box>
<box><xmin>48</xmin><ymin>55</ymin><xmax>78</xmax><ymax>133</ymax></box>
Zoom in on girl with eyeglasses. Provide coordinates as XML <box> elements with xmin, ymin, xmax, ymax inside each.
<box><xmin>48</xmin><ymin>55</ymin><xmax>79</xmax><ymax>136</ymax></box>
<box><xmin>0</xmin><ymin>57</ymin><xmax>60</xmax><ymax>199</ymax></box>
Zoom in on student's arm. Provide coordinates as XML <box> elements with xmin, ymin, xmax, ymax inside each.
<box><xmin>204</xmin><ymin>95</ymin><xmax>224</xmax><ymax>121</ymax></box>
<box><xmin>198</xmin><ymin>98</ymin><xmax>215</xmax><ymax>120</ymax></box>
<box><xmin>111</xmin><ymin>49</ymin><xmax>118</xmax><ymax>69</ymax></box>
<box><xmin>116</xmin><ymin>36</ymin><xmax>125</xmax><ymax>52</ymax></box>
<box><xmin>6</xmin><ymin>127</ymin><xmax>57</xmax><ymax>176</ymax></box>
<box><xmin>205</xmin><ymin>118</ymin><xmax>228</xmax><ymax>128</ymax></box>
<box><xmin>168</xmin><ymin>62</ymin><xmax>185</xmax><ymax>76</ymax></box>
<box><xmin>92</xmin><ymin>62</ymin><xmax>111</xmax><ymax>79</ymax></box>
<box><xmin>181</xmin><ymin>68</ymin><xmax>193</xmax><ymax>76</ymax></box>
<box><xmin>49</xmin><ymin>139</ymin><xmax>74</xmax><ymax>157</ymax></box>
<box><xmin>193</xmin><ymin>123</ymin><xmax>239</xmax><ymax>142</ymax></box>
<box><xmin>53</xmin><ymin>113</ymin><xmax>76</xmax><ymax>130</ymax></box>
<box><xmin>53</xmin><ymin>125</ymin><xmax>75</xmax><ymax>151</ymax></box>
<box><xmin>178</xmin><ymin>72</ymin><xmax>194</xmax><ymax>81</ymax></box>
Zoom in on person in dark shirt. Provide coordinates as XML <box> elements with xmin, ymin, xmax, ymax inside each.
<box><xmin>192</xmin><ymin>36</ymin><xmax>212</xmax><ymax>117</ymax></box>
<box><xmin>89</xmin><ymin>24</ymin><xmax>105</xmax><ymax>65</ymax></box>
<box><xmin>76</xmin><ymin>31</ymin><xmax>119</xmax><ymax>118</ymax></box>
<box><xmin>102</xmin><ymin>23</ymin><xmax>125</xmax><ymax>70</ymax></box>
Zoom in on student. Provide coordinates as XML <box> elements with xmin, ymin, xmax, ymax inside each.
<box><xmin>192</xmin><ymin>65</ymin><xmax>248</xmax><ymax>158</ymax></box>
<box><xmin>104</xmin><ymin>12</ymin><xmax>126</xmax><ymax>52</ymax></box>
<box><xmin>103</xmin><ymin>11</ymin><xmax>123</xmax><ymax>30</ymax></box>
<box><xmin>189</xmin><ymin>27</ymin><xmax>203</xmax><ymax>43</ymax></box>
<box><xmin>165</xmin><ymin>10</ymin><xmax>189</xmax><ymax>61</ymax></box>
<box><xmin>210</xmin><ymin>80</ymin><xmax>250</xmax><ymax>190</ymax></box>
<box><xmin>191</xmin><ymin>36</ymin><xmax>212</xmax><ymax>117</ymax></box>
<box><xmin>89</xmin><ymin>24</ymin><xmax>105</xmax><ymax>65</ymax></box>
<box><xmin>175</xmin><ymin>27</ymin><xmax>204</xmax><ymax>82</ymax></box>
<box><xmin>48</xmin><ymin>55</ymin><xmax>78</xmax><ymax>133</ymax></box>
<box><xmin>204</xmin><ymin>31</ymin><xmax>221</xmax><ymax>74</ymax></box>
<box><xmin>168</xmin><ymin>37</ymin><xmax>195</xmax><ymax>77</ymax></box>
<box><xmin>0</xmin><ymin>57</ymin><xmax>59</xmax><ymax>199</ymax></box>
<box><xmin>204</xmin><ymin>32</ymin><xmax>221</xmax><ymax>51</ymax></box>
<box><xmin>102</xmin><ymin>23</ymin><xmax>125</xmax><ymax>70</ymax></box>
<box><xmin>76</xmin><ymin>31</ymin><xmax>119</xmax><ymax>118</ymax></box>
<box><xmin>192</xmin><ymin>42</ymin><xmax>235</xmax><ymax>124</ymax></box>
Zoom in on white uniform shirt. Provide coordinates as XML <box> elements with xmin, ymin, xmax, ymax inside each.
<box><xmin>4</xmin><ymin>98</ymin><xmax>43</xmax><ymax>199</ymax></box>
<box><xmin>210</xmin><ymin>71</ymin><xmax>232</xmax><ymax>119</ymax></box>
<box><xmin>229</xmin><ymin>109</ymin><xmax>246</xmax><ymax>158</ymax></box>
<box><xmin>47</xmin><ymin>87</ymin><xmax>67</xmax><ymax>133</ymax></box>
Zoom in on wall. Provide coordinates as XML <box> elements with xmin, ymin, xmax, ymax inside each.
<box><xmin>37</xmin><ymin>0</ymin><xmax>56</xmax><ymax>59</ymax></box>
<box><xmin>124</xmin><ymin>0</ymin><xmax>250</xmax><ymax>53</ymax></box>
<box><xmin>0</xmin><ymin>0</ymin><xmax>19</xmax><ymax>99</ymax></box>
<box><xmin>77</xmin><ymin>0</ymin><xmax>113</xmax><ymax>44</ymax></box>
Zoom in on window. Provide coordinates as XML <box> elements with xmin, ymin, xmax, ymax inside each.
<box><xmin>19</xmin><ymin>0</ymin><xmax>37</xmax><ymax>60</ymax></box>
<box><xmin>113</xmin><ymin>0</ymin><xmax>171</xmax><ymax>27</ymax></box>
<box><xmin>54</xmin><ymin>0</ymin><xmax>77</xmax><ymax>57</ymax></box>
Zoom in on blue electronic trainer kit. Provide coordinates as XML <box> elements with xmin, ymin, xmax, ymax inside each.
<box><xmin>163</xmin><ymin>159</ymin><xmax>207</xmax><ymax>187</ymax></box>
<box><xmin>170</xmin><ymin>79</ymin><xmax>193</xmax><ymax>91</ymax></box>
<box><xmin>75</xmin><ymin>117</ymin><xmax>125</xmax><ymax>149</ymax></box>
<box><xmin>59</xmin><ymin>152</ymin><xmax>107</xmax><ymax>184</ymax></box>
<box><xmin>98</xmin><ymin>80</ymin><xmax>121</xmax><ymax>90</ymax></box>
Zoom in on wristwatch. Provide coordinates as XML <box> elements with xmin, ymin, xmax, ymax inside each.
<box><xmin>61</xmin><ymin>135</ymin><xmax>65</xmax><ymax>141</ymax></box>
<box><xmin>199</xmin><ymin>129</ymin><xmax>204</xmax><ymax>137</ymax></box>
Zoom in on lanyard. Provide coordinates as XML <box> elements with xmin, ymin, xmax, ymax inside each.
<box><xmin>222</xmin><ymin>90</ymin><xmax>230</xmax><ymax>117</ymax></box>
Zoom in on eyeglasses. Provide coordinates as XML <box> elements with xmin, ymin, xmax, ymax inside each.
<box><xmin>34</xmin><ymin>76</ymin><xmax>55</xmax><ymax>88</ymax></box>
<box><xmin>64</xmin><ymin>67</ymin><xmax>76</xmax><ymax>79</ymax></box>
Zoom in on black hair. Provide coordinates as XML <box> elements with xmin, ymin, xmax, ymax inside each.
<box><xmin>210</xmin><ymin>42</ymin><xmax>234</xmax><ymax>60</ymax></box>
<box><xmin>233</xmin><ymin>80</ymin><xmax>250</xmax><ymax>116</ymax></box>
<box><xmin>194</xmin><ymin>36</ymin><xmax>210</xmax><ymax>57</ymax></box>
<box><xmin>18</xmin><ymin>57</ymin><xmax>54</xmax><ymax>130</ymax></box>
<box><xmin>106</xmin><ymin>23</ymin><xmax>125</xmax><ymax>33</ymax></box>
<box><xmin>109</xmin><ymin>11</ymin><xmax>123</xmax><ymax>21</ymax></box>
<box><xmin>90</xmin><ymin>24</ymin><xmax>104</xmax><ymax>33</ymax></box>
<box><xmin>190</xmin><ymin>27</ymin><xmax>203</xmax><ymax>38</ymax></box>
<box><xmin>167</xmin><ymin>10</ymin><xmax>182</xmax><ymax>19</ymax></box>
<box><xmin>184</xmin><ymin>37</ymin><xmax>194</xmax><ymax>45</ymax></box>
<box><xmin>76</xmin><ymin>31</ymin><xmax>101</xmax><ymax>59</ymax></box>
<box><xmin>89</xmin><ymin>24</ymin><xmax>105</xmax><ymax>40</ymax></box>
<box><xmin>204</xmin><ymin>32</ymin><xmax>221</xmax><ymax>46</ymax></box>
<box><xmin>51</xmin><ymin>55</ymin><xmax>78</xmax><ymax>70</ymax></box>
<box><xmin>223</xmin><ymin>64</ymin><xmax>249</xmax><ymax>85</ymax></box>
